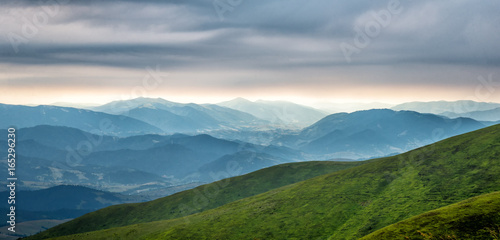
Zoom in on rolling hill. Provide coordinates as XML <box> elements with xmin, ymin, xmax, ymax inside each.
<box><xmin>275</xmin><ymin>109</ymin><xmax>486</xmax><ymax>159</ymax></box>
<box><xmin>13</xmin><ymin>125</ymin><xmax>234</xmax><ymax>153</ymax></box>
<box><xmin>125</xmin><ymin>107</ymin><xmax>209</xmax><ymax>133</ymax></box>
<box><xmin>83</xmin><ymin>144</ymin><xmax>212</xmax><ymax>178</ymax></box>
<box><xmin>441</xmin><ymin>107</ymin><xmax>500</xmax><ymax>122</ymax></box>
<box><xmin>91</xmin><ymin>97</ymin><xmax>181</xmax><ymax>114</ymax></box>
<box><xmin>195</xmin><ymin>151</ymin><xmax>287</xmax><ymax>181</ymax></box>
<box><xmin>14</xmin><ymin>125</ymin><xmax>117</xmax><ymax>151</ymax></box>
<box><xmin>27</xmin><ymin>161</ymin><xmax>364</xmax><ymax>239</ymax></box>
<box><xmin>0</xmin><ymin>156</ymin><xmax>167</xmax><ymax>190</ymax></box>
<box><xmin>30</xmin><ymin>123</ymin><xmax>500</xmax><ymax>240</ymax></box>
<box><xmin>0</xmin><ymin>104</ymin><xmax>162</xmax><ymax>137</ymax></box>
<box><xmin>360</xmin><ymin>191</ymin><xmax>500</xmax><ymax>240</ymax></box>
<box><xmin>0</xmin><ymin>126</ymin><xmax>175</xmax><ymax>192</ymax></box>
<box><xmin>92</xmin><ymin>97</ymin><xmax>269</xmax><ymax>133</ymax></box>
<box><xmin>81</xmin><ymin>133</ymin><xmax>303</xmax><ymax>181</ymax></box>
<box><xmin>4</xmin><ymin>125</ymin><xmax>304</xmax><ymax>191</ymax></box>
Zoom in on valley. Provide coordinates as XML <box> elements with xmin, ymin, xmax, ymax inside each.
<box><xmin>2</xmin><ymin>1</ymin><xmax>498</xmax><ymax>238</ymax></box>
<box><xmin>26</xmin><ymin>123</ymin><xmax>500</xmax><ymax>240</ymax></box>
<box><xmin>0</xmin><ymin>98</ymin><xmax>499</xmax><ymax>239</ymax></box>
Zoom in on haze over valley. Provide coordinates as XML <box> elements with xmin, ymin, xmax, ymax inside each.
<box><xmin>1</xmin><ymin>96</ymin><xmax>500</xmax><ymax>239</ymax></box>
<box><xmin>2</xmin><ymin>0</ymin><xmax>500</xmax><ymax>239</ymax></box>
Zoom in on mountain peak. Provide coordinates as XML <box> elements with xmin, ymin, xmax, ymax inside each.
<box><xmin>221</xmin><ymin>97</ymin><xmax>253</xmax><ymax>104</ymax></box>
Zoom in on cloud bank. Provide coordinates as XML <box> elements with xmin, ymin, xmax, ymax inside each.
<box><xmin>1</xmin><ymin>0</ymin><xmax>499</xmax><ymax>104</ymax></box>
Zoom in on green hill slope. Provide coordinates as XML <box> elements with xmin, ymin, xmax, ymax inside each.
<box><xmin>360</xmin><ymin>191</ymin><xmax>500</xmax><ymax>240</ymax></box>
<box><xmin>28</xmin><ymin>161</ymin><xmax>363</xmax><ymax>239</ymax></box>
<box><xmin>33</xmin><ymin>124</ymin><xmax>500</xmax><ymax>240</ymax></box>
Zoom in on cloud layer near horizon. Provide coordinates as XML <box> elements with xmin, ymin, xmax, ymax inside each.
<box><xmin>1</xmin><ymin>0</ymin><xmax>499</xmax><ymax>104</ymax></box>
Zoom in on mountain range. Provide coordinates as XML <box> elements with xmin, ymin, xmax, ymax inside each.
<box><xmin>441</xmin><ymin>107</ymin><xmax>500</xmax><ymax>122</ymax></box>
<box><xmin>312</xmin><ymin>101</ymin><xmax>395</xmax><ymax>113</ymax></box>
<box><xmin>27</xmin><ymin>123</ymin><xmax>500</xmax><ymax>239</ymax></box>
<box><xmin>391</xmin><ymin>100</ymin><xmax>500</xmax><ymax>115</ymax></box>
<box><xmin>274</xmin><ymin>109</ymin><xmax>486</xmax><ymax>159</ymax></box>
<box><xmin>0</xmin><ymin>104</ymin><xmax>161</xmax><ymax>137</ymax></box>
<box><xmin>92</xmin><ymin>97</ymin><xmax>269</xmax><ymax>133</ymax></box>
<box><xmin>2</xmin><ymin>98</ymin><xmax>500</xmax><ymax>239</ymax></box>
<box><xmin>0</xmin><ymin>125</ymin><xmax>302</xmax><ymax>194</ymax></box>
<box><xmin>1</xmin><ymin>101</ymin><xmax>493</xmax><ymax>192</ymax></box>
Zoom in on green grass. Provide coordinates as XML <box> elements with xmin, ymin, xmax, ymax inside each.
<box><xmin>27</xmin><ymin>160</ymin><xmax>363</xmax><ymax>239</ymax></box>
<box><xmin>31</xmin><ymin>124</ymin><xmax>500</xmax><ymax>240</ymax></box>
<box><xmin>360</xmin><ymin>191</ymin><xmax>500</xmax><ymax>240</ymax></box>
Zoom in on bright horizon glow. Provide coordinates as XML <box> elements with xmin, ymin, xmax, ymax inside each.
<box><xmin>2</xmin><ymin>66</ymin><xmax>499</xmax><ymax>107</ymax></box>
<box><xmin>2</xmin><ymin>91</ymin><xmax>499</xmax><ymax>110</ymax></box>
<box><xmin>1</xmin><ymin>1</ymin><xmax>499</xmax><ymax>109</ymax></box>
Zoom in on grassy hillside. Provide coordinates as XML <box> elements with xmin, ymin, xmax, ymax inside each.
<box><xmin>28</xmin><ymin>161</ymin><xmax>363</xmax><ymax>239</ymax></box>
<box><xmin>32</xmin><ymin>124</ymin><xmax>500</xmax><ymax>240</ymax></box>
<box><xmin>361</xmin><ymin>191</ymin><xmax>500</xmax><ymax>240</ymax></box>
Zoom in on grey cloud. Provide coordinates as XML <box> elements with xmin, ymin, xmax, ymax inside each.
<box><xmin>1</xmin><ymin>0</ymin><xmax>499</xmax><ymax>89</ymax></box>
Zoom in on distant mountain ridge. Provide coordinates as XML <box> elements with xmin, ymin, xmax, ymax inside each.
<box><xmin>274</xmin><ymin>109</ymin><xmax>485</xmax><ymax>159</ymax></box>
<box><xmin>440</xmin><ymin>107</ymin><xmax>500</xmax><ymax>122</ymax></box>
<box><xmin>391</xmin><ymin>100</ymin><xmax>500</xmax><ymax>115</ymax></box>
<box><xmin>28</xmin><ymin>123</ymin><xmax>500</xmax><ymax>240</ymax></box>
<box><xmin>92</xmin><ymin>97</ymin><xmax>181</xmax><ymax>114</ymax></box>
<box><xmin>218</xmin><ymin>98</ymin><xmax>328</xmax><ymax>127</ymax></box>
<box><xmin>92</xmin><ymin>97</ymin><xmax>268</xmax><ymax>133</ymax></box>
<box><xmin>0</xmin><ymin>104</ymin><xmax>162</xmax><ymax>137</ymax></box>
<box><xmin>1</xmin><ymin>125</ymin><xmax>303</xmax><ymax>193</ymax></box>
<box><xmin>3</xmin><ymin>99</ymin><xmax>498</xmax><ymax>240</ymax></box>
<box><xmin>311</xmin><ymin>101</ymin><xmax>395</xmax><ymax>113</ymax></box>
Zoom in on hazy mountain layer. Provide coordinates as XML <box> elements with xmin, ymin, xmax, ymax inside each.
<box><xmin>275</xmin><ymin>109</ymin><xmax>485</xmax><ymax>159</ymax></box>
<box><xmin>92</xmin><ymin>97</ymin><xmax>268</xmax><ymax>133</ymax></box>
<box><xmin>2</xmin><ymin>125</ymin><xmax>303</xmax><ymax>192</ymax></box>
<box><xmin>441</xmin><ymin>107</ymin><xmax>500</xmax><ymax>122</ymax></box>
<box><xmin>0</xmin><ymin>104</ymin><xmax>162</xmax><ymax>137</ymax></box>
<box><xmin>391</xmin><ymin>100</ymin><xmax>500</xmax><ymax>115</ymax></box>
<box><xmin>218</xmin><ymin>98</ymin><xmax>327</xmax><ymax>127</ymax></box>
<box><xmin>30</xmin><ymin>124</ymin><xmax>500</xmax><ymax>239</ymax></box>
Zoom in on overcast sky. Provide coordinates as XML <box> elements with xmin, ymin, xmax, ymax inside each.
<box><xmin>1</xmin><ymin>0</ymin><xmax>499</xmax><ymax>105</ymax></box>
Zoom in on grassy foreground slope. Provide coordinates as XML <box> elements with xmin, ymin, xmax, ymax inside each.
<box><xmin>37</xmin><ymin>124</ymin><xmax>500</xmax><ymax>240</ymax></box>
<box><xmin>28</xmin><ymin>161</ymin><xmax>363</xmax><ymax>239</ymax></box>
<box><xmin>361</xmin><ymin>191</ymin><xmax>500</xmax><ymax>240</ymax></box>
